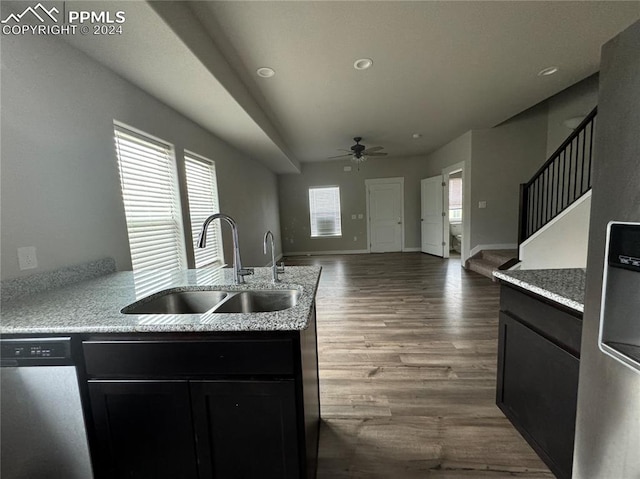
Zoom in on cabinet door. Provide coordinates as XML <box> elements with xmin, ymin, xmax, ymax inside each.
<box><xmin>88</xmin><ymin>380</ymin><xmax>198</xmax><ymax>479</ymax></box>
<box><xmin>191</xmin><ymin>380</ymin><xmax>300</xmax><ymax>479</ymax></box>
<box><xmin>497</xmin><ymin>313</ymin><xmax>579</xmax><ymax>479</ymax></box>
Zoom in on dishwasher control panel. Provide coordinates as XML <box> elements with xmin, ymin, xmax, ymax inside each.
<box><xmin>1</xmin><ymin>337</ymin><xmax>72</xmax><ymax>365</ymax></box>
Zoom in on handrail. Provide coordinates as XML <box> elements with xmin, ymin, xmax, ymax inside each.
<box><xmin>526</xmin><ymin>107</ymin><xmax>597</xmax><ymax>188</ymax></box>
<box><xmin>518</xmin><ymin>106</ymin><xmax>597</xmax><ymax>244</ymax></box>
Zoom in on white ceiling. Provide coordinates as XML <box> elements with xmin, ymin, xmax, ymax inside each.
<box><xmin>63</xmin><ymin>1</ymin><xmax>640</xmax><ymax>171</ymax></box>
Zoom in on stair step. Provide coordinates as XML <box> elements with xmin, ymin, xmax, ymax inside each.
<box><xmin>467</xmin><ymin>258</ymin><xmax>498</xmax><ymax>280</ymax></box>
<box><xmin>481</xmin><ymin>249</ymin><xmax>518</xmax><ymax>265</ymax></box>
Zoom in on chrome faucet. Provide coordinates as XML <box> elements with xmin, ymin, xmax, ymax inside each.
<box><xmin>263</xmin><ymin>230</ymin><xmax>279</xmax><ymax>283</ymax></box>
<box><xmin>198</xmin><ymin>213</ymin><xmax>253</xmax><ymax>284</ymax></box>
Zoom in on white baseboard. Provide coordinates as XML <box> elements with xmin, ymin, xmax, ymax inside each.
<box><xmin>402</xmin><ymin>247</ymin><xmax>421</xmax><ymax>252</ymax></box>
<box><xmin>284</xmin><ymin>249</ymin><xmax>370</xmax><ymax>257</ymax></box>
<box><xmin>469</xmin><ymin>243</ymin><xmax>518</xmax><ymax>258</ymax></box>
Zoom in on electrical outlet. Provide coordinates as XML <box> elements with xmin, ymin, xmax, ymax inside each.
<box><xmin>344</xmin><ymin>166</ymin><xmax>352</xmax><ymax>172</ymax></box>
<box><xmin>358</xmin><ymin>214</ymin><xmax>364</xmax><ymax>219</ymax></box>
<box><xmin>351</xmin><ymin>214</ymin><xmax>356</xmax><ymax>220</ymax></box>
<box><xmin>353</xmin><ymin>236</ymin><xmax>357</xmax><ymax>241</ymax></box>
<box><xmin>478</xmin><ymin>201</ymin><xmax>487</xmax><ymax>209</ymax></box>
<box><xmin>18</xmin><ymin>246</ymin><xmax>38</xmax><ymax>270</ymax></box>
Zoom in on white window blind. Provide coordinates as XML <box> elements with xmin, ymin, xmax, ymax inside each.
<box><xmin>113</xmin><ymin>125</ymin><xmax>186</xmax><ymax>271</ymax></box>
<box><xmin>309</xmin><ymin>187</ymin><xmax>342</xmax><ymax>237</ymax></box>
<box><xmin>449</xmin><ymin>177</ymin><xmax>463</xmax><ymax>222</ymax></box>
<box><xmin>184</xmin><ymin>153</ymin><xmax>223</xmax><ymax>268</ymax></box>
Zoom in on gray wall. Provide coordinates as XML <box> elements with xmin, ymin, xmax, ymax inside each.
<box><xmin>573</xmin><ymin>20</ymin><xmax>640</xmax><ymax>478</ymax></box>
<box><xmin>277</xmin><ymin>74</ymin><xmax>597</xmax><ymax>258</ymax></box>
<box><xmin>1</xmin><ymin>33</ymin><xmax>281</xmax><ymax>280</ymax></box>
<box><xmin>278</xmin><ymin>132</ymin><xmax>471</xmax><ymax>254</ymax></box>
<box><xmin>469</xmin><ymin>104</ymin><xmax>548</xmax><ymax>249</ymax></box>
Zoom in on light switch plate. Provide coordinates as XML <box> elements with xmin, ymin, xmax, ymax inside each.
<box><xmin>351</xmin><ymin>214</ymin><xmax>357</xmax><ymax>220</ymax></box>
<box><xmin>18</xmin><ymin>246</ymin><xmax>38</xmax><ymax>270</ymax></box>
<box><xmin>478</xmin><ymin>201</ymin><xmax>487</xmax><ymax>209</ymax></box>
<box><xmin>358</xmin><ymin>214</ymin><xmax>364</xmax><ymax>219</ymax></box>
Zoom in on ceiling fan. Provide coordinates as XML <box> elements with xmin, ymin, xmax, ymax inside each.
<box><xmin>329</xmin><ymin>137</ymin><xmax>388</xmax><ymax>164</ymax></box>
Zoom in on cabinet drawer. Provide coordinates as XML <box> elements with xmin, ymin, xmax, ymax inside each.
<box><xmin>83</xmin><ymin>339</ymin><xmax>294</xmax><ymax>377</ymax></box>
<box><xmin>500</xmin><ymin>285</ymin><xmax>582</xmax><ymax>356</ymax></box>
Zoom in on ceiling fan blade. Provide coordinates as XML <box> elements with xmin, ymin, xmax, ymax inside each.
<box><xmin>367</xmin><ymin>152</ymin><xmax>388</xmax><ymax>156</ymax></box>
<box><xmin>328</xmin><ymin>153</ymin><xmax>353</xmax><ymax>159</ymax></box>
<box><xmin>363</xmin><ymin>146</ymin><xmax>384</xmax><ymax>153</ymax></box>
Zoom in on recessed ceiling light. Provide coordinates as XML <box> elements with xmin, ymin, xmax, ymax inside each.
<box><xmin>538</xmin><ymin>66</ymin><xmax>559</xmax><ymax>77</ymax></box>
<box><xmin>412</xmin><ymin>133</ymin><xmax>422</xmax><ymax>139</ymax></box>
<box><xmin>353</xmin><ymin>58</ymin><xmax>373</xmax><ymax>70</ymax></box>
<box><xmin>256</xmin><ymin>67</ymin><xmax>275</xmax><ymax>78</ymax></box>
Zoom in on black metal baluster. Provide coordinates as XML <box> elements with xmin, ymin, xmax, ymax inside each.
<box><xmin>528</xmin><ymin>185</ymin><xmax>533</xmax><ymax>237</ymax></box>
<box><xmin>548</xmin><ymin>164</ymin><xmax>553</xmax><ymax>221</ymax></box>
<box><xmin>560</xmin><ymin>150</ymin><xmax>565</xmax><ymax>212</ymax></box>
<box><xmin>571</xmin><ymin>140</ymin><xmax>578</xmax><ymax>203</ymax></box>
<box><xmin>580</xmin><ymin>127</ymin><xmax>587</xmax><ymax>195</ymax></box>
<box><xmin>565</xmin><ymin>141</ymin><xmax>571</xmax><ymax>205</ymax></box>
<box><xmin>587</xmin><ymin>117</ymin><xmax>596</xmax><ymax>188</ymax></box>
<box><xmin>536</xmin><ymin>178</ymin><xmax>541</xmax><ymax>234</ymax></box>
<box><xmin>545</xmin><ymin>169</ymin><xmax>549</xmax><ymax>226</ymax></box>
<box><xmin>553</xmin><ymin>157</ymin><xmax>560</xmax><ymax>216</ymax></box>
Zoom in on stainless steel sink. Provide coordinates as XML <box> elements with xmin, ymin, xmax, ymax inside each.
<box><xmin>121</xmin><ymin>290</ymin><xmax>228</xmax><ymax>315</ymax></box>
<box><xmin>121</xmin><ymin>289</ymin><xmax>299</xmax><ymax>315</ymax></box>
<box><xmin>212</xmin><ymin>290</ymin><xmax>299</xmax><ymax>313</ymax></box>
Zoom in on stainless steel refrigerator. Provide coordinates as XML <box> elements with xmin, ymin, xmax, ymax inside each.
<box><xmin>573</xmin><ymin>20</ymin><xmax>640</xmax><ymax>479</ymax></box>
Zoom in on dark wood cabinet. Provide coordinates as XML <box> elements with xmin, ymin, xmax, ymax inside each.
<box><xmin>88</xmin><ymin>379</ymin><xmax>300</xmax><ymax>479</ymax></box>
<box><xmin>88</xmin><ymin>380</ymin><xmax>198</xmax><ymax>479</ymax></box>
<box><xmin>191</xmin><ymin>380</ymin><xmax>299</xmax><ymax>479</ymax></box>
<box><xmin>80</xmin><ymin>308</ymin><xmax>320</xmax><ymax>479</ymax></box>
<box><xmin>496</xmin><ymin>285</ymin><xmax>582</xmax><ymax>479</ymax></box>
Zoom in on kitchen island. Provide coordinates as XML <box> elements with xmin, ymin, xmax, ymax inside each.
<box><xmin>493</xmin><ymin>268</ymin><xmax>584</xmax><ymax>479</ymax></box>
<box><xmin>1</xmin><ymin>264</ymin><xmax>322</xmax><ymax>479</ymax></box>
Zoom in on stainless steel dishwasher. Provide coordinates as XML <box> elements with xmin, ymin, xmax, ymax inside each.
<box><xmin>1</xmin><ymin>337</ymin><xmax>94</xmax><ymax>479</ymax></box>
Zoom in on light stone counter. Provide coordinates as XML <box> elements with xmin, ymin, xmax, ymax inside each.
<box><xmin>1</xmin><ymin>266</ymin><xmax>321</xmax><ymax>334</ymax></box>
<box><xmin>493</xmin><ymin>268</ymin><xmax>585</xmax><ymax>313</ymax></box>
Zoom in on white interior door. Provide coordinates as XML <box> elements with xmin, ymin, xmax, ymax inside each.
<box><xmin>368</xmin><ymin>181</ymin><xmax>403</xmax><ymax>253</ymax></box>
<box><xmin>421</xmin><ymin>175</ymin><xmax>444</xmax><ymax>257</ymax></box>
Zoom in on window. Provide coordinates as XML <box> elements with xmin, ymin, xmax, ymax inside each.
<box><xmin>113</xmin><ymin>124</ymin><xmax>186</xmax><ymax>271</ymax></box>
<box><xmin>309</xmin><ymin>186</ymin><xmax>342</xmax><ymax>237</ymax></box>
<box><xmin>449</xmin><ymin>177</ymin><xmax>463</xmax><ymax>222</ymax></box>
<box><xmin>184</xmin><ymin>152</ymin><xmax>223</xmax><ymax>268</ymax></box>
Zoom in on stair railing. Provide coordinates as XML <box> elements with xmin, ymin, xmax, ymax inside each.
<box><xmin>518</xmin><ymin>107</ymin><xmax>597</xmax><ymax>244</ymax></box>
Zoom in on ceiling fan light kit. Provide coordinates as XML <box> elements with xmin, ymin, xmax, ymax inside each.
<box><xmin>328</xmin><ymin>137</ymin><xmax>388</xmax><ymax>167</ymax></box>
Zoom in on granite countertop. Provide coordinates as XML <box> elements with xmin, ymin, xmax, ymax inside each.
<box><xmin>0</xmin><ymin>266</ymin><xmax>321</xmax><ymax>334</ymax></box>
<box><xmin>493</xmin><ymin>268</ymin><xmax>586</xmax><ymax>313</ymax></box>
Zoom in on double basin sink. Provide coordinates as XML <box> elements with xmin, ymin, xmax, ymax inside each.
<box><xmin>122</xmin><ymin>288</ymin><xmax>299</xmax><ymax>315</ymax></box>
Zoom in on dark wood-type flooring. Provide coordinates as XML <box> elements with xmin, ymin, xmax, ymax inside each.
<box><xmin>284</xmin><ymin>253</ymin><xmax>553</xmax><ymax>479</ymax></box>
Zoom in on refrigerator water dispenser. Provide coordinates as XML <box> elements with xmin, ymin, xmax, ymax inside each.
<box><xmin>599</xmin><ymin>222</ymin><xmax>640</xmax><ymax>373</ymax></box>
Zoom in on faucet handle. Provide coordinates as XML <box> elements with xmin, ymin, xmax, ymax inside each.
<box><xmin>238</xmin><ymin>267</ymin><xmax>254</xmax><ymax>277</ymax></box>
<box><xmin>276</xmin><ymin>261</ymin><xmax>285</xmax><ymax>274</ymax></box>
<box><xmin>236</xmin><ymin>267</ymin><xmax>254</xmax><ymax>284</ymax></box>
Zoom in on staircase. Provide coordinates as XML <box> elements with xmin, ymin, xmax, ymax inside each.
<box><xmin>466</xmin><ymin>249</ymin><xmax>519</xmax><ymax>280</ymax></box>
<box><xmin>518</xmin><ymin>107</ymin><xmax>597</xmax><ymax>244</ymax></box>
